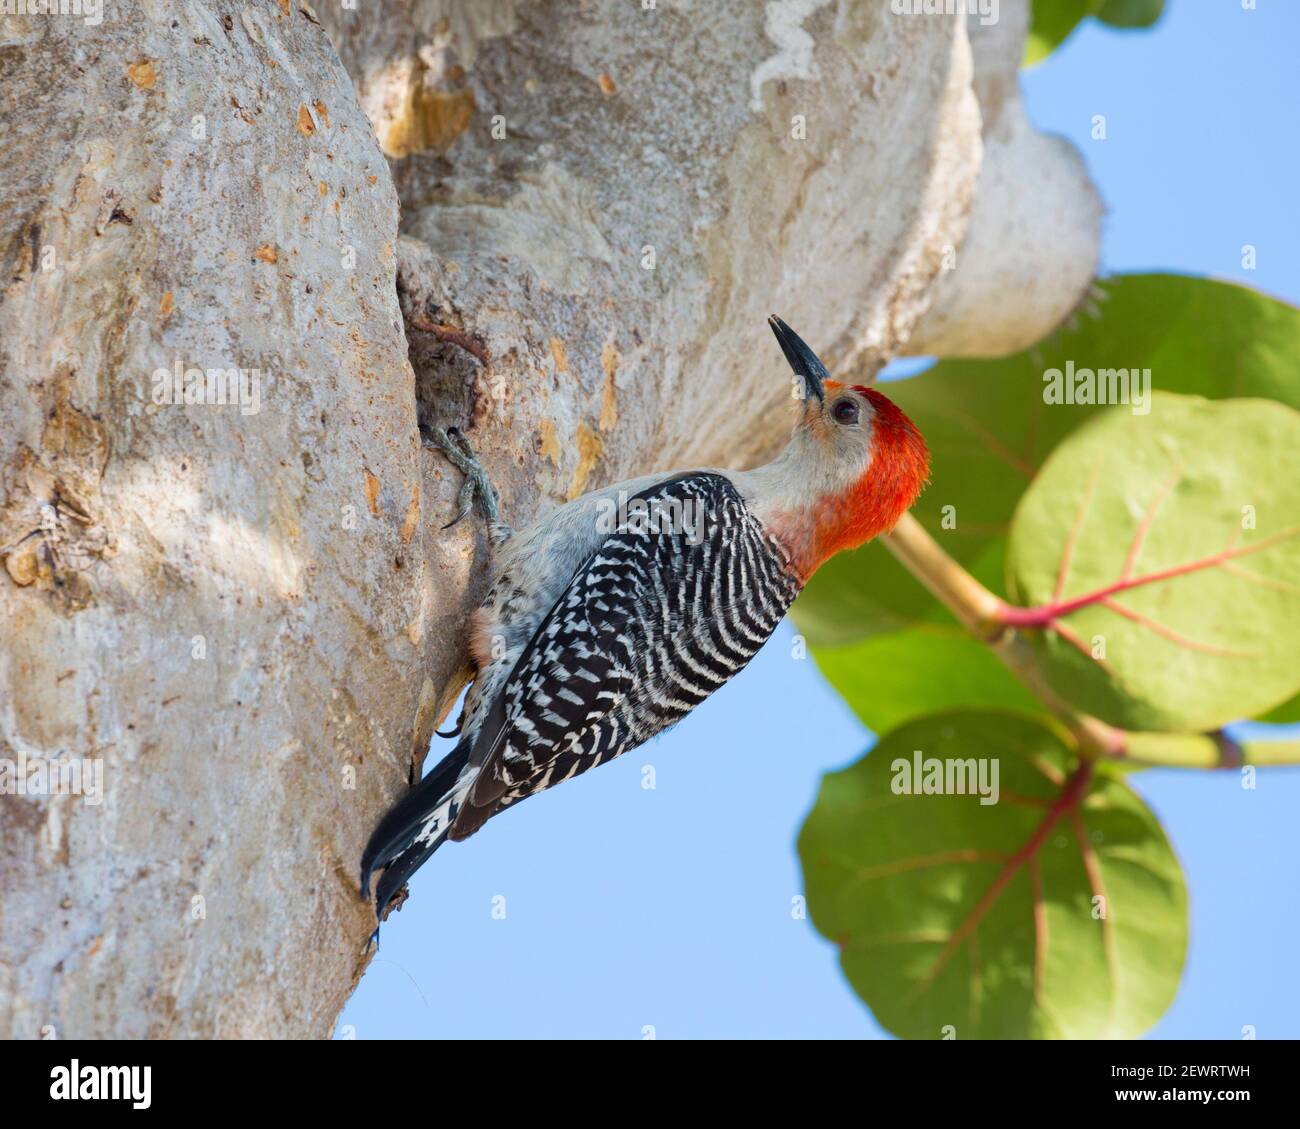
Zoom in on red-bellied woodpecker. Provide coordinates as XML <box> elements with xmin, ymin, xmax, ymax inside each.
<box><xmin>361</xmin><ymin>317</ymin><xmax>929</xmax><ymax>918</ymax></box>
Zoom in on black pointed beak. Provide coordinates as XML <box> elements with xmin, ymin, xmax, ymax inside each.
<box><xmin>768</xmin><ymin>315</ymin><xmax>828</xmax><ymax>403</ymax></box>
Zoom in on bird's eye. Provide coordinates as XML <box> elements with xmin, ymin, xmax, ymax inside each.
<box><xmin>832</xmin><ymin>398</ymin><xmax>860</xmax><ymax>425</ymax></box>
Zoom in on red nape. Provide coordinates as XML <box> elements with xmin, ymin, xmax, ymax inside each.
<box><xmin>800</xmin><ymin>386</ymin><xmax>930</xmax><ymax>578</ymax></box>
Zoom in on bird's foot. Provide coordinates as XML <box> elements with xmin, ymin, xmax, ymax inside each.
<box><xmin>420</xmin><ymin>425</ymin><xmax>500</xmax><ymax>529</ymax></box>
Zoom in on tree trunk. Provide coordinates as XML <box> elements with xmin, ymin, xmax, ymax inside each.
<box><xmin>0</xmin><ymin>0</ymin><xmax>1096</xmax><ymax>1038</ymax></box>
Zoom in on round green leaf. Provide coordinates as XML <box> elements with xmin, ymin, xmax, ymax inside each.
<box><xmin>799</xmin><ymin>710</ymin><xmax>1187</xmax><ymax>1039</ymax></box>
<box><xmin>1007</xmin><ymin>394</ymin><xmax>1300</xmax><ymax>731</ymax></box>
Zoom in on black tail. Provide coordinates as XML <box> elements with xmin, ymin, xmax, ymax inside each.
<box><xmin>361</xmin><ymin>741</ymin><xmax>469</xmax><ymax>916</ymax></box>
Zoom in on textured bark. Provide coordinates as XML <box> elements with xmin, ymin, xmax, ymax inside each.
<box><xmin>0</xmin><ymin>0</ymin><xmax>1098</xmax><ymax>1038</ymax></box>
<box><xmin>908</xmin><ymin>2</ymin><xmax>1104</xmax><ymax>356</ymax></box>
<box><xmin>0</xmin><ymin>1</ymin><xmax>433</xmax><ymax>1040</ymax></box>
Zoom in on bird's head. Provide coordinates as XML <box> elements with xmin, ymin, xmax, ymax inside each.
<box><xmin>762</xmin><ymin>316</ymin><xmax>929</xmax><ymax>579</ymax></box>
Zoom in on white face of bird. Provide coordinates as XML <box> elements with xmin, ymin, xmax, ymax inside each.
<box><xmin>768</xmin><ymin>316</ymin><xmax>879</xmax><ymax>496</ymax></box>
<box><xmin>801</xmin><ymin>382</ymin><xmax>877</xmax><ymax>462</ymax></box>
<box><xmin>760</xmin><ymin>317</ymin><xmax>929</xmax><ymax>571</ymax></box>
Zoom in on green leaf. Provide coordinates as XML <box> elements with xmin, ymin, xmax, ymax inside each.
<box><xmin>1007</xmin><ymin>394</ymin><xmax>1300</xmax><ymax>731</ymax></box>
<box><xmin>811</xmin><ymin>629</ymin><xmax>1041</xmax><ymax>735</ymax></box>
<box><xmin>1255</xmin><ymin>692</ymin><xmax>1300</xmax><ymax>725</ymax></box>
<box><xmin>1096</xmin><ymin>0</ymin><xmax>1166</xmax><ymax>29</ymax></box>
<box><xmin>793</xmin><ymin>274</ymin><xmax>1300</xmax><ymax>733</ymax></box>
<box><xmin>798</xmin><ymin>710</ymin><xmax>1187</xmax><ymax>1039</ymax></box>
<box><xmin>1024</xmin><ymin>0</ymin><xmax>1164</xmax><ymax>67</ymax></box>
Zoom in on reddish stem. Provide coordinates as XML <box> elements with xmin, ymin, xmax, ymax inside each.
<box><xmin>917</xmin><ymin>760</ymin><xmax>1094</xmax><ymax>991</ymax></box>
<box><xmin>999</xmin><ymin>525</ymin><xmax>1300</xmax><ymax>629</ymax></box>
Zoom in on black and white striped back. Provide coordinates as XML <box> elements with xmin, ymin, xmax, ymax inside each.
<box><xmin>451</xmin><ymin>472</ymin><xmax>803</xmax><ymax>839</ymax></box>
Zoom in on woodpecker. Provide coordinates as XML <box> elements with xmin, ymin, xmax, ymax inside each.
<box><xmin>361</xmin><ymin>316</ymin><xmax>929</xmax><ymax>918</ymax></box>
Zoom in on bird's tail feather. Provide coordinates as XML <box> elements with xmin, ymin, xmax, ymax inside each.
<box><xmin>361</xmin><ymin>742</ymin><xmax>472</xmax><ymax>915</ymax></box>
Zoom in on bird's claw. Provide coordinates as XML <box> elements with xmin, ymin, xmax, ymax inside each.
<box><xmin>420</xmin><ymin>425</ymin><xmax>500</xmax><ymax>526</ymax></box>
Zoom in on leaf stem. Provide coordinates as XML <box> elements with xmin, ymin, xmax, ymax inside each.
<box><xmin>880</xmin><ymin>513</ymin><xmax>1006</xmax><ymax>641</ymax></box>
<box><xmin>1241</xmin><ymin>739</ymin><xmax>1300</xmax><ymax>767</ymax></box>
<box><xmin>882</xmin><ymin>513</ymin><xmax>1300</xmax><ymax>769</ymax></box>
<box><xmin>884</xmin><ymin>514</ymin><xmax>1120</xmax><ymax>758</ymax></box>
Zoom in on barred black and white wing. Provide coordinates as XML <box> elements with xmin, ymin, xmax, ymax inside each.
<box><xmin>450</xmin><ymin>472</ymin><xmax>802</xmax><ymax>840</ymax></box>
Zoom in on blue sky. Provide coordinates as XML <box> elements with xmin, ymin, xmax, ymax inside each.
<box><xmin>340</xmin><ymin>1</ymin><xmax>1300</xmax><ymax>1039</ymax></box>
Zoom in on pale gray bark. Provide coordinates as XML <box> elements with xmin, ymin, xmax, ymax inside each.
<box><xmin>0</xmin><ymin>0</ymin><xmax>1097</xmax><ymax>1038</ymax></box>
<box><xmin>909</xmin><ymin>2</ymin><xmax>1104</xmax><ymax>356</ymax></box>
